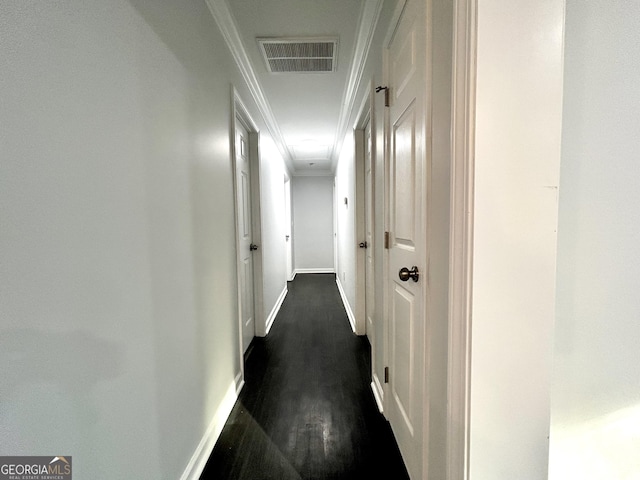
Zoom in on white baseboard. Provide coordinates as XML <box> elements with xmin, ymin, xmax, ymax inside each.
<box><xmin>336</xmin><ymin>276</ymin><xmax>356</xmax><ymax>333</ymax></box>
<box><xmin>265</xmin><ymin>285</ymin><xmax>288</xmax><ymax>335</ymax></box>
<box><xmin>234</xmin><ymin>371</ymin><xmax>244</xmax><ymax>395</ymax></box>
<box><xmin>371</xmin><ymin>376</ymin><xmax>384</xmax><ymax>414</ymax></box>
<box><xmin>179</xmin><ymin>379</ymin><xmax>240</xmax><ymax>480</ymax></box>
<box><xmin>294</xmin><ymin>268</ymin><xmax>335</xmax><ymax>274</ymax></box>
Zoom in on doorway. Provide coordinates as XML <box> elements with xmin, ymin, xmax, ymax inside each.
<box><xmin>284</xmin><ymin>176</ymin><xmax>294</xmax><ymax>281</ymax></box>
<box><xmin>383</xmin><ymin>0</ymin><xmax>429</xmax><ymax>478</ymax></box>
<box><xmin>355</xmin><ymin>98</ymin><xmax>375</xmax><ymax>339</ymax></box>
<box><xmin>234</xmin><ymin>117</ymin><xmax>256</xmax><ymax>356</ymax></box>
<box><xmin>232</xmin><ymin>90</ymin><xmax>265</xmax><ymax>373</ymax></box>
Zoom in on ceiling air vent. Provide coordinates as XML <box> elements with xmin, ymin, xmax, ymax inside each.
<box><xmin>257</xmin><ymin>37</ymin><xmax>338</xmax><ymax>73</ymax></box>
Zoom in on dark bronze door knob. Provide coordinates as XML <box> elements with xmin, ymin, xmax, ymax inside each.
<box><xmin>398</xmin><ymin>266</ymin><xmax>419</xmax><ymax>282</ymax></box>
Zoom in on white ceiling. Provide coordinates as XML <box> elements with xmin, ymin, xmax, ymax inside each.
<box><xmin>207</xmin><ymin>0</ymin><xmax>380</xmax><ymax>176</ymax></box>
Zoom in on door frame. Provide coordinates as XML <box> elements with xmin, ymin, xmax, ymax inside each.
<box><xmin>231</xmin><ymin>87</ymin><xmax>265</xmax><ymax>380</ymax></box>
<box><xmin>447</xmin><ymin>0</ymin><xmax>476</xmax><ymax>478</ymax></box>
<box><xmin>382</xmin><ymin>0</ymin><xmax>430</xmax><ymax>476</ymax></box>
<box><xmin>355</xmin><ymin>80</ymin><xmax>388</xmax><ymax>413</ymax></box>
<box><xmin>372</xmin><ymin>0</ymin><xmax>475</xmax><ymax>477</ymax></box>
<box><xmin>381</xmin><ymin>0</ymin><xmax>406</xmax><ymax>420</ymax></box>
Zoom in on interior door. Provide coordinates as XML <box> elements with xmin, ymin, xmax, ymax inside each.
<box><xmin>284</xmin><ymin>178</ymin><xmax>294</xmax><ymax>280</ymax></box>
<box><xmin>364</xmin><ymin>119</ymin><xmax>375</xmax><ymax>340</ymax></box>
<box><xmin>235</xmin><ymin>118</ymin><xmax>255</xmax><ymax>354</ymax></box>
<box><xmin>386</xmin><ymin>1</ymin><xmax>426</xmax><ymax>478</ymax></box>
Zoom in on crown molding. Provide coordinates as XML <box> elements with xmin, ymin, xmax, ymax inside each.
<box><xmin>205</xmin><ymin>0</ymin><xmax>294</xmax><ymax>173</ymax></box>
<box><xmin>330</xmin><ymin>0</ymin><xmax>384</xmax><ymax>171</ymax></box>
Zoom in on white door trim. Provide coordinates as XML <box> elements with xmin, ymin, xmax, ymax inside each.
<box><xmin>231</xmin><ymin>88</ymin><xmax>264</xmax><ymax>381</ymax></box>
<box><xmin>447</xmin><ymin>0</ymin><xmax>476</xmax><ymax>479</ymax></box>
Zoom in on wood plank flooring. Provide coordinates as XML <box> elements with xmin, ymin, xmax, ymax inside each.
<box><xmin>200</xmin><ymin>273</ymin><xmax>409</xmax><ymax>480</ymax></box>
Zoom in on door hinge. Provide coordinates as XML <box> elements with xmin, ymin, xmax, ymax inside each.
<box><xmin>384</xmin><ymin>231</ymin><xmax>390</xmax><ymax>249</ymax></box>
<box><xmin>376</xmin><ymin>85</ymin><xmax>389</xmax><ymax>107</ymax></box>
<box><xmin>384</xmin><ymin>366</ymin><xmax>389</xmax><ymax>384</ymax></box>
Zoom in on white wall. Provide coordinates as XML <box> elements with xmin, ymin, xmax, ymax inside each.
<box><xmin>257</xmin><ymin>136</ymin><xmax>290</xmax><ymax>334</ymax></box>
<box><xmin>550</xmin><ymin>1</ymin><xmax>640</xmax><ymax>478</ymax></box>
<box><xmin>292</xmin><ymin>176</ymin><xmax>335</xmax><ymax>271</ymax></box>
<box><xmin>334</xmin><ymin>138</ymin><xmax>358</xmax><ymax>302</ymax></box>
<box><xmin>0</xmin><ymin>1</ymin><xmax>288</xmax><ymax>478</ymax></box>
<box><xmin>469</xmin><ymin>1</ymin><xmax>565</xmax><ymax>478</ymax></box>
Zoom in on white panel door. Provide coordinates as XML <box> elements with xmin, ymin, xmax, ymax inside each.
<box><xmin>365</xmin><ymin>119</ymin><xmax>375</xmax><ymax>339</ymax></box>
<box><xmin>386</xmin><ymin>1</ymin><xmax>426</xmax><ymax>478</ymax></box>
<box><xmin>235</xmin><ymin>119</ymin><xmax>255</xmax><ymax>354</ymax></box>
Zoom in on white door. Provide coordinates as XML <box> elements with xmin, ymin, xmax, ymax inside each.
<box><xmin>364</xmin><ymin>119</ymin><xmax>375</xmax><ymax>340</ymax></box>
<box><xmin>386</xmin><ymin>1</ymin><xmax>426</xmax><ymax>478</ymax></box>
<box><xmin>284</xmin><ymin>178</ymin><xmax>294</xmax><ymax>280</ymax></box>
<box><xmin>235</xmin><ymin>119</ymin><xmax>255</xmax><ymax>354</ymax></box>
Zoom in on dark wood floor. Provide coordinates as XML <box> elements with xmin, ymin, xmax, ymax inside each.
<box><xmin>200</xmin><ymin>273</ymin><xmax>409</xmax><ymax>480</ymax></box>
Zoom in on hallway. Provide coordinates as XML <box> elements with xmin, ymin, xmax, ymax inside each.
<box><xmin>5</xmin><ymin>1</ymin><xmax>636</xmax><ymax>478</ymax></box>
<box><xmin>200</xmin><ymin>274</ymin><xmax>409</xmax><ymax>479</ymax></box>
